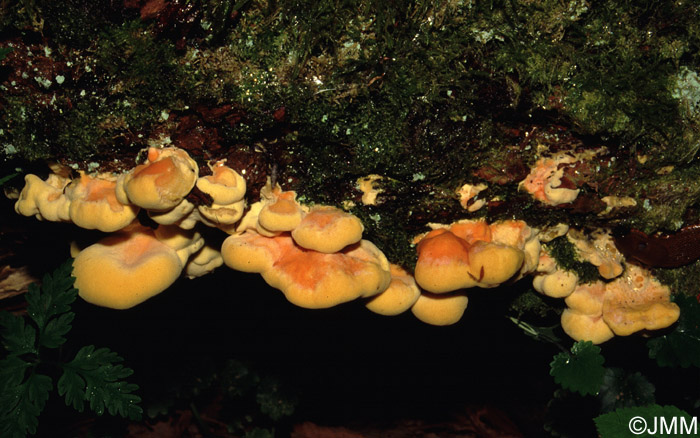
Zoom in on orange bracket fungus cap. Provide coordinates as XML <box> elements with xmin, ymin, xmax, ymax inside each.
<box><xmin>73</xmin><ymin>225</ymin><xmax>183</xmax><ymax>309</ymax></box>
<box><xmin>258</xmin><ymin>196</ymin><xmax>304</xmax><ymax>234</ymax></box>
<box><xmin>448</xmin><ymin>219</ymin><xmax>492</xmax><ymax>244</ymax></box>
<box><xmin>65</xmin><ymin>173</ymin><xmax>139</xmax><ymax>232</ymax></box>
<box><xmin>561</xmin><ymin>309</ymin><xmax>615</xmax><ymax>344</ymax></box>
<box><xmin>195</xmin><ymin>160</ymin><xmax>246</xmax><ymax>205</ymax></box>
<box><xmin>196</xmin><ymin>161</ymin><xmax>247</xmax><ymax>227</ymax></box>
<box><xmin>365</xmin><ymin>264</ymin><xmax>421</xmax><ymax>316</ymax></box>
<box><xmin>533</xmin><ymin>269</ymin><xmax>579</xmax><ymax>298</ymax></box>
<box><xmin>602</xmin><ymin>265</ymin><xmax>680</xmax><ymax>336</ymax></box>
<box><xmin>15</xmin><ymin>174</ymin><xmax>71</xmax><ymax>222</ymax></box>
<box><xmin>564</xmin><ymin>281</ymin><xmax>607</xmax><ymax>315</ymax></box>
<box><xmin>222</xmin><ymin>232</ymin><xmax>390</xmax><ymax>309</ymax></box>
<box><xmin>414</xmin><ymin>229</ymin><xmax>476</xmax><ymax>293</ymax></box>
<box><xmin>263</xmin><ymin>238</ymin><xmax>391</xmax><ymax>309</ymax></box>
<box><xmin>117</xmin><ymin>147</ymin><xmax>198</xmax><ymax>211</ymax></box>
<box><xmin>221</xmin><ymin>230</ymin><xmax>293</xmax><ymax>273</ymax></box>
<box><xmin>467</xmin><ymin>240</ymin><xmax>524</xmax><ymax>287</ymax></box>
<box><xmin>185</xmin><ymin>244</ymin><xmax>224</xmax><ymax>278</ymax></box>
<box><xmin>411</xmin><ymin>290</ymin><xmax>469</xmax><ymax>326</ymax></box>
<box><xmin>148</xmin><ymin>199</ymin><xmax>199</xmax><ymax>229</ymax></box>
<box><xmin>291</xmin><ymin>206</ymin><xmax>364</xmax><ymax>253</ymax></box>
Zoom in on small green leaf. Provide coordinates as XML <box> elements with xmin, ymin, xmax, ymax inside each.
<box><xmin>26</xmin><ymin>260</ymin><xmax>77</xmax><ymax>329</ymax></box>
<box><xmin>41</xmin><ymin>312</ymin><xmax>75</xmax><ymax>349</ymax></box>
<box><xmin>62</xmin><ymin>345</ymin><xmax>143</xmax><ymax>420</ymax></box>
<box><xmin>0</xmin><ymin>356</ymin><xmax>31</xmax><ymax>391</ymax></box>
<box><xmin>647</xmin><ymin>295</ymin><xmax>700</xmax><ymax>368</ymax></box>
<box><xmin>24</xmin><ymin>260</ymin><xmax>78</xmax><ymax>351</ymax></box>
<box><xmin>595</xmin><ymin>405</ymin><xmax>695</xmax><ymax>438</ymax></box>
<box><xmin>0</xmin><ymin>311</ymin><xmax>38</xmax><ymax>356</ymax></box>
<box><xmin>550</xmin><ymin>341</ymin><xmax>605</xmax><ymax>396</ymax></box>
<box><xmin>0</xmin><ymin>372</ymin><xmax>52</xmax><ymax>437</ymax></box>
<box><xmin>598</xmin><ymin>368</ymin><xmax>655</xmax><ymax>413</ymax></box>
<box><xmin>58</xmin><ymin>368</ymin><xmax>86</xmax><ymax>412</ymax></box>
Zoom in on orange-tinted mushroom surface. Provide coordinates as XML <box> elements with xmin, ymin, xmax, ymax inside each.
<box><xmin>73</xmin><ymin>225</ymin><xmax>183</xmax><ymax>309</ymax></box>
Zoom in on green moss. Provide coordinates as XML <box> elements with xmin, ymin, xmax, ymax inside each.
<box><xmin>509</xmin><ymin>288</ymin><xmax>561</xmax><ymax>320</ymax></box>
<box><xmin>653</xmin><ymin>259</ymin><xmax>700</xmax><ymax>297</ymax></box>
<box><xmin>477</xmin><ymin>0</ymin><xmax>700</xmax><ymax>164</ymax></box>
<box><xmin>617</xmin><ymin>165</ymin><xmax>700</xmax><ymax>233</ymax></box>
<box><xmin>4</xmin><ymin>0</ymin><xmax>700</xmax><ymax>269</ymax></box>
<box><xmin>40</xmin><ymin>0</ymin><xmax>121</xmax><ymax>49</ymax></box>
<box><xmin>96</xmin><ymin>21</ymin><xmax>193</xmax><ymax>112</ymax></box>
<box><xmin>544</xmin><ymin>236</ymin><xmax>600</xmax><ymax>284</ymax></box>
<box><xmin>0</xmin><ymin>97</ymin><xmax>54</xmax><ymax>161</ymax></box>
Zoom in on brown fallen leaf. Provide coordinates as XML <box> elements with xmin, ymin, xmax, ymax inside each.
<box><xmin>0</xmin><ymin>265</ymin><xmax>36</xmax><ymax>300</ymax></box>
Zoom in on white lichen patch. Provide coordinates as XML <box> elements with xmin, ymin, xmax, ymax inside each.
<box><xmin>672</xmin><ymin>66</ymin><xmax>700</xmax><ymax>117</ymax></box>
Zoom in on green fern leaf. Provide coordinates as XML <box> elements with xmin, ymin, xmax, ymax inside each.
<box><xmin>0</xmin><ymin>372</ymin><xmax>52</xmax><ymax>438</ymax></box>
<box><xmin>550</xmin><ymin>341</ymin><xmax>606</xmax><ymax>396</ymax></box>
<box><xmin>0</xmin><ymin>311</ymin><xmax>37</xmax><ymax>356</ymax></box>
<box><xmin>0</xmin><ymin>356</ymin><xmax>31</xmax><ymax>391</ymax></box>
<box><xmin>41</xmin><ymin>312</ymin><xmax>76</xmax><ymax>349</ymax></box>
<box><xmin>25</xmin><ymin>259</ymin><xmax>78</xmax><ymax>344</ymax></box>
<box><xmin>60</xmin><ymin>345</ymin><xmax>143</xmax><ymax>420</ymax></box>
<box><xmin>57</xmin><ymin>367</ymin><xmax>87</xmax><ymax>412</ymax></box>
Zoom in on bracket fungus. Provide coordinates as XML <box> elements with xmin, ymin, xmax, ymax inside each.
<box><xmin>65</xmin><ymin>173</ymin><xmax>139</xmax><ymax>232</ymax></box>
<box><xmin>116</xmin><ymin>147</ymin><xmax>198</xmax><ymax>211</ymax></box>
<box><xmin>414</xmin><ymin>229</ymin><xmax>475</xmax><ymax>293</ymax></box>
<box><xmin>567</xmin><ymin>229</ymin><xmax>624</xmax><ymax>280</ymax></box>
<box><xmin>532</xmin><ymin>251</ymin><xmax>579</xmax><ymax>298</ymax></box>
<box><xmin>602</xmin><ymin>265</ymin><xmax>680</xmax><ymax>336</ymax></box>
<box><xmin>185</xmin><ymin>244</ymin><xmax>224</xmax><ymax>279</ymax></box>
<box><xmin>222</xmin><ymin>231</ymin><xmax>391</xmax><ymax>309</ymax></box>
<box><xmin>9</xmin><ymin>145</ymin><xmax>686</xmax><ymax>339</ymax></box>
<box><xmin>365</xmin><ymin>264</ymin><xmax>421</xmax><ymax>316</ymax></box>
<box><xmin>15</xmin><ymin>174</ymin><xmax>71</xmax><ymax>222</ymax></box>
<box><xmin>414</xmin><ymin>220</ymin><xmax>529</xmax><ymax>293</ymax></box>
<box><xmin>411</xmin><ymin>291</ymin><xmax>469</xmax><ymax>326</ymax></box>
<box><xmin>196</xmin><ymin>160</ymin><xmax>247</xmax><ymax>228</ymax></box>
<box><xmin>72</xmin><ymin>225</ymin><xmax>184</xmax><ymax>309</ymax></box>
<box><xmin>258</xmin><ymin>194</ymin><xmax>305</xmax><ymax>234</ymax></box>
<box><xmin>291</xmin><ymin>206</ymin><xmax>364</xmax><ymax>254</ymax></box>
<box><xmin>456</xmin><ymin>182</ymin><xmax>488</xmax><ymax>212</ymax></box>
<box><xmin>559</xmin><ymin>266</ymin><xmax>680</xmax><ymax>344</ymax></box>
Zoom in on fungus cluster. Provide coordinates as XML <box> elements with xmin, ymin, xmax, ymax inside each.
<box><xmin>14</xmin><ymin>147</ymin><xmax>236</xmax><ymax>308</ymax></box>
<box><xmin>530</xmin><ymin>228</ymin><xmax>680</xmax><ymax>344</ymax></box>
<box><xmin>221</xmin><ymin>194</ymin><xmax>391</xmax><ymax>309</ymax></box>
<box><xmin>11</xmin><ymin>146</ymin><xmax>683</xmax><ymax>339</ymax></box>
<box><xmin>408</xmin><ymin>219</ymin><xmax>540</xmax><ymax>325</ymax></box>
<box><xmin>559</xmin><ymin>265</ymin><xmax>680</xmax><ymax>344</ymax></box>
